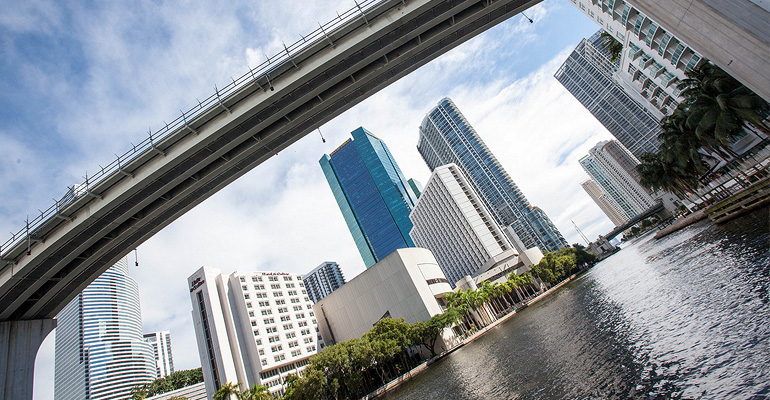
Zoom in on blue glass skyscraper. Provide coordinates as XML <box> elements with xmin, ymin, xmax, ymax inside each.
<box><xmin>418</xmin><ymin>98</ymin><xmax>567</xmax><ymax>253</ymax></box>
<box><xmin>320</xmin><ymin>127</ymin><xmax>417</xmax><ymax>268</ymax></box>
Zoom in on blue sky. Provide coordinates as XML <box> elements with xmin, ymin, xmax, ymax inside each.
<box><xmin>1</xmin><ymin>1</ymin><xmax>615</xmax><ymax>398</ymax></box>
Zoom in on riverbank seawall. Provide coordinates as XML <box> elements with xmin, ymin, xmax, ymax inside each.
<box><xmin>363</xmin><ymin>270</ymin><xmax>588</xmax><ymax>399</ymax></box>
<box><xmin>654</xmin><ymin>210</ymin><xmax>707</xmax><ymax>239</ymax></box>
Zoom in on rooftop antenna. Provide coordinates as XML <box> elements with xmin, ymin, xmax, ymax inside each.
<box><xmin>521</xmin><ymin>12</ymin><xmax>533</xmax><ymax>23</ymax></box>
<box><xmin>572</xmin><ymin>220</ymin><xmax>590</xmax><ymax>246</ymax></box>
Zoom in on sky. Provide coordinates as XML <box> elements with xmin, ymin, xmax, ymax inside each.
<box><xmin>0</xmin><ymin>1</ymin><xmax>617</xmax><ymax>398</ymax></box>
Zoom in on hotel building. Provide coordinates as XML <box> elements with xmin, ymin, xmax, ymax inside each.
<box><xmin>188</xmin><ymin>268</ymin><xmax>318</xmax><ymax>398</ymax></box>
<box><xmin>410</xmin><ymin>164</ymin><xmax>519</xmax><ymax>287</ymax></box>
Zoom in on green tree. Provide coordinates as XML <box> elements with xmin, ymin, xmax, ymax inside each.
<box><xmin>214</xmin><ymin>382</ymin><xmax>242</xmax><ymax>400</ymax></box>
<box><xmin>242</xmin><ymin>383</ymin><xmax>272</xmax><ymax>400</ymax></box>
<box><xmin>282</xmin><ymin>370</ymin><xmax>324</xmax><ymax>400</ymax></box>
<box><xmin>411</xmin><ymin>312</ymin><xmax>453</xmax><ymax>357</ymax></box>
<box><xmin>679</xmin><ymin>62</ymin><xmax>769</xmax><ymax>142</ymax></box>
<box><xmin>130</xmin><ymin>368</ymin><xmax>204</xmax><ymax>399</ymax></box>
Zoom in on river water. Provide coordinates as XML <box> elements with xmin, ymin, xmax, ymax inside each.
<box><xmin>382</xmin><ymin>207</ymin><xmax>770</xmax><ymax>400</ymax></box>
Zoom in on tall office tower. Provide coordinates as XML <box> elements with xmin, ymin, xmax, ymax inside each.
<box><xmin>410</xmin><ymin>164</ymin><xmax>518</xmax><ymax>287</ymax></box>
<box><xmin>580</xmin><ymin>140</ymin><xmax>656</xmax><ymax>219</ymax></box>
<box><xmin>143</xmin><ymin>331</ymin><xmax>175</xmax><ymax>378</ymax></box>
<box><xmin>188</xmin><ymin>267</ymin><xmax>318</xmax><ymax>398</ymax></box>
<box><xmin>581</xmin><ymin>179</ymin><xmax>628</xmax><ymax>226</ymax></box>
<box><xmin>302</xmin><ymin>261</ymin><xmax>346</xmax><ymax>303</ymax></box>
<box><xmin>55</xmin><ymin>258</ymin><xmax>156</xmax><ymax>400</ymax></box>
<box><xmin>555</xmin><ymin>31</ymin><xmax>663</xmax><ymax>159</ymax></box>
<box><xmin>320</xmin><ymin>127</ymin><xmax>418</xmax><ymax>268</ymax></box>
<box><xmin>418</xmin><ymin>98</ymin><xmax>567</xmax><ymax>253</ymax></box>
<box><xmin>570</xmin><ymin>0</ymin><xmax>769</xmax><ymax>104</ymax></box>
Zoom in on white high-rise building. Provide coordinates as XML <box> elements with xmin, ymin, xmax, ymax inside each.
<box><xmin>566</xmin><ymin>0</ymin><xmax>706</xmax><ymax>119</ymax></box>
<box><xmin>409</xmin><ymin>164</ymin><xmax>520</xmax><ymax>287</ymax></box>
<box><xmin>418</xmin><ymin>98</ymin><xmax>567</xmax><ymax>253</ymax></box>
<box><xmin>188</xmin><ymin>267</ymin><xmax>317</xmax><ymax>398</ymax></box>
<box><xmin>580</xmin><ymin>140</ymin><xmax>656</xmax><ymax>219</ymax></box>
<box><xmin>143</xmin><ymin>331</ymin><xmax>174</xmax><ymax>378</ymax></box>
<box><xmin>54</xmin><ymin>258</ymin><xmax>156</xmax><ymax>400</ymax></box>
<box><xmin>607</xmin><ymin>0</ymin><xmax>770</xmax><ymax>103</ymax></box>
<box><xmin>555</xmin><ymin>30</ymin><xmax>664</xmax><ymax>158</ymax></box>
<box><xmin>581</xmin><ymin>179</ymin><xmax>628</xmax><ymax>226</ymax></box>
<box><xmin>302</xmin><ymin>262</ymin><xmax>345</xmax><ymax>303</ymax></box>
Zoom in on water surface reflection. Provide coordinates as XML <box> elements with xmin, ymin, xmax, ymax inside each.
<box><xmin>382</xmin><ymin>207</ymin><xmax>770</xmax><ymax>399</ymax></box>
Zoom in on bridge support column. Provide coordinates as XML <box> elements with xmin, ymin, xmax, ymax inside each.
<box><xmin>0</xmin><ymin>319</ymin><xmax>56</xmax><ymax>400</ymax></box>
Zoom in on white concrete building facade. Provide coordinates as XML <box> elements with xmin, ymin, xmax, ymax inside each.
<box><xmin>582</xmin><ymin>179</ymin><xmax>629</xmax><ymax>226</ymax></box>
<box><xmin>580</xmin><ymin>141</ymin><xmax>656</xmax><ymax>219</ymax></box>
<box><xmin>188</xmin><ymin>267</ymin><xmax>317</xmax><ymax>398</ymax></box>
<box><xmin>568</xmin><ymin>0</ymin><xmax>707</xmax><ymax>118</ymax></box>
<box><xmin>410</xmin><ymin>164</ymin><xmax>517</xmax><ymax>287</ymax></box>
<box><xmin>313</xmin><ymin>248</ymin><xmax>453</xmax><ymax>348</ymax></box>
<box><xmin>143</xmin><ymin>331</ymin><xmax>174</xmax><ymax>379</ymax></box>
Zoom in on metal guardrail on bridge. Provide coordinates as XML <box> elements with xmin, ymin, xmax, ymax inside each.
<box><xmin>0</xmin><ymin>0</ymin><xmax>388</xmax><ymax>264</ymax></box>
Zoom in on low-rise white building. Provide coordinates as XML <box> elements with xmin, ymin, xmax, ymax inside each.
<box><xmin>145</xmin><ymin>382</ymin><xmax>206</xmax><ymax>400</ymax></box>
<box><xmin>313</xmin><ymin>248</ymin><xmax>453</xmax><ymax>349</ymax></box>
<box><xmin>188</xmin><ymin>267</ymin><xmax>318</xmax><ymax>398</ymax></box>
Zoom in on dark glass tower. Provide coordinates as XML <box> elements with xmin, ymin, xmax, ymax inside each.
<box><xmin>418</xmin><ymin>98</ymin><xmax>567</xmax><ymax>253</ymax></box>
<box><xmin>554</xmin><ymin>30</ymin><xmax>662</xmax><ymax>159</ymax></box>
<box><xmin>320</xmin><ymin>127</ymin><xmax>417</xmax><ymax>267</ymax></box>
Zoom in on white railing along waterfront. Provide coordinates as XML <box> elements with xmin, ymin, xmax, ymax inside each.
<box><xmin>689</xmin><ymin>143</ymin><xmax>770</xmax><ymax>204</ymax></box>
<box><xmin>0</xmin><ymin>0</ymin><xmax>387</xmax><ymax>262</ymax></box>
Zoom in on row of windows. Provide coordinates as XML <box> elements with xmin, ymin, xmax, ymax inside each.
<box><xmin>240</xmin><ymin>275</ymin><xmax>304</xmax><ymax>283</ymax></box>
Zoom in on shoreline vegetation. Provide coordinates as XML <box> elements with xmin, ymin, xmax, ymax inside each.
<box><xmin>213</xmin><ymin>246</ymin><xmax>596</xmax><ymax>400</ymax></box>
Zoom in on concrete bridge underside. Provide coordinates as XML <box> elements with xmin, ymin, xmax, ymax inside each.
<box><xmin>0</xmin><ymin>0</ymin><xmax>542</xmax><ymax>323</ymax></box>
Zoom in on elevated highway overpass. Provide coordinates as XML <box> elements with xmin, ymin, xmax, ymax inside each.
<box><xmin>0</xmin><ymin>0</ymin><xmax>542</xmax><ymax>398</ymax></box>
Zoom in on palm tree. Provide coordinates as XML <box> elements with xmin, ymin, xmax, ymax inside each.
<box><xmin>242</xmin><ymin>383</ymin><xmax>272</xmax><ymax>400</ymax></box>
<box><xmin>461</xmin><ymin>290</ymin><xmax>491</xmax><ymax>327</ymax></box>
<box><xmin>519</xmin><ymin>273</ymin><xmax>537</xmax><ymax>297</ymax></box>
<box><xmin>444</xmin><ymin>291</ymin><xmax>472</xmax><ymax>334</ymax></box>
<box><xmin>214</xmin><ymin>382</ymin><xmax>242</xmax><ymax>400</ymax></box>
<box><xmin>599</xmin><ymin>31</ymin><xmax>623</xmax><ymax>64</ymax></box>
<box><xmin>679</xmin><ymin>62</ymin><xmax>770</xmax><ymax>147</ymax></box>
